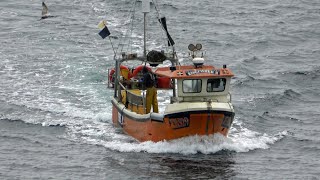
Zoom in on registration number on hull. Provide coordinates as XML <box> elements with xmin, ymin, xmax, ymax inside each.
<box><xmin>169</xmin><ymin>117</ymin><xmax>190</xmax><ymax>129</ymax></box>
<box><xmin>118</xmin><ymin>112</ymin><xmax>124</xmax><ymax>127</ymax></box>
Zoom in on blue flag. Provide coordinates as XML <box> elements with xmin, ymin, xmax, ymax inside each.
<box><xmin>99</xmin><ymin>26</ymin><xmax>111</xmax><ymax>39</ymax></box>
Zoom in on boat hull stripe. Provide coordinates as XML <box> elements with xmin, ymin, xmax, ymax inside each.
<box><xmin>112</xmin><ymin>99</ymin><xmax>234</xmax><ymax>122</ymax></box>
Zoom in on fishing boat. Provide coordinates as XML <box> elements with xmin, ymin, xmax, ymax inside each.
<box><xmin>105</xmin><ymin>0</ymin><xmax>235</xmax><ymax>142</ymax></box>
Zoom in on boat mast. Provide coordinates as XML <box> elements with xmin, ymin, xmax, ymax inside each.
<box><xmin>143</xmin><ymin>13</ymin><xmax>147</xmax><ymax>57</ymax></box>
<box><xmin>142</xmin><ymin>0</ymin><xmax>150</xmax><ymax>58</ymax></box>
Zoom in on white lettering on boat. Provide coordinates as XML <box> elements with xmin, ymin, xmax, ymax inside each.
<box><xmin>118</xmin><ymin>112</ymin><xmax>124</xmax><ymax>126</ymax></box>
<box><xmin>185</xmin><ymin>69</ymin><xmax>216</xmax><ymax>76</ymax></box>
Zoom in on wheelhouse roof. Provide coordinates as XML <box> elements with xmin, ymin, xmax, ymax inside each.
<box><xmin>154</xmin><ymin>65</ymin><xmax>234</xmax><ymax>79</ymax></box>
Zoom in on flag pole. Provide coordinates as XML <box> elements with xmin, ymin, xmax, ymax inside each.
<box><xmin>98</xmin><ymin>20</ymin><xmax>116</xmax><ymax>58</ymax></box>
<box><xmin>108</xmin><ymin>36</ymin><xmax>116</xmax><ymax>57</ymax></box>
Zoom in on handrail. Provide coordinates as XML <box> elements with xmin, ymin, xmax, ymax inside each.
<box><xmin>107</xmin><ymin>69</ymin><xmax>110</xmax><ymax>88</ymax></box>
<box><xmin>119</xmin><ymin>81</ymin><xmax>126</xmax><ymax>90</ymax></box>
<box><xmin>118</xmin><ymin>81</ymin><xmax>146</xmax><ymax>114</ymax></box>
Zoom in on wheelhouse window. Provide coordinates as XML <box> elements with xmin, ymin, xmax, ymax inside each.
<box><xmin>183</xmin><ymin>79</ymin><xmax>202</xmax><ymax>93</ymax></box>
<box><xmin>207</xmin><ymin>78</ymin><xmax>226</xmax><ymax>92</ymax></box>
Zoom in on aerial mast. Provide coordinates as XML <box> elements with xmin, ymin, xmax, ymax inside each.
<box><xmin>142</xmin><ymin>0</ymin><xmax>150</xmax><ymax>58</ymax></box>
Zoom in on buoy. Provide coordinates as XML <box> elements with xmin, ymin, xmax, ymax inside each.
<box><xmin>130</xmin><ymin>65</ymin><xmax>151</xmax><ymax>78</ymax></box>
<box><xmin>109</xmin><ymin>65</ymin><xmax>131</xmax><ymax>83</ymax></box>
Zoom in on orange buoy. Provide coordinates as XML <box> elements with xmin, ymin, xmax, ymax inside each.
<box><xmin>131</xmin><ymin>65</ymin><xmax>151</xmax><ymax>78</ymax></box>
<box><xmin>109</xmin><ymin>65</ymin><xmax>131</xmax><ymax>83</ymax></box>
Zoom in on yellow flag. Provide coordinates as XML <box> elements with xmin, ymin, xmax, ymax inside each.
<box><xmin>98</xmin><ymin>20</ymin><xmax>106</xmax><ymax>29</ymax></box>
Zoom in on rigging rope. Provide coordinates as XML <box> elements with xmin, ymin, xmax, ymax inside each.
<box><xmin>115</xmin><ymin>0</ymin><xmax>137</xmax><ymax>57</ymax></box>
<box><xmin>113</xmin><ymin>0</ymin><xmax>178</xmax><ymax>63</ymax></box>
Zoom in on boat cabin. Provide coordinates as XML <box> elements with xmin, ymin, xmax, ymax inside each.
<box><xmin>155</xmin><ymin>64</ymin><xmax>233</xmax><ymax>104</ymax></box>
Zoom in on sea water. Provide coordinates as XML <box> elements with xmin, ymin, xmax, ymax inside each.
<box><xmin>0</xmin><ymin>0</ymin><xmax>319</xmax><ymax>179</ymax></box>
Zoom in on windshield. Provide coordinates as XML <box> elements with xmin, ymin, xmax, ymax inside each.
<box><xmin>182</xmin><ymin>79</ymin><xmax>202</xmax><ymax>93</ymax></box>
<box><xmin>207</xmin><ymin>78</ymin><xmax>226</xmax><ymax>92</ymax></box>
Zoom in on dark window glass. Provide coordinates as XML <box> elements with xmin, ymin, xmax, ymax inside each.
<box><xmin>207</xmin><ymin>78</ymin><xmax>226</xmax><ymax>92</ymax></box>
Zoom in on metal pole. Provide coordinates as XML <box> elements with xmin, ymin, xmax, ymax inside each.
<box><xmin>108</xmin><ymin>36</ymin><xmax>116</xmax><ymax>57</ymax></box>
<box><xmin>143</xmin><ymin>12</ymin><xmax>147</xmax><ymax>58</ymax></box>
<box><xmin>142</xmin><ymin>90</ymin><xmax>146</xmax><ymax>114</ymax></box>
<box><xmin>142</xmin><ymin>0</ymin><xmax>149</xmax><ymax>58</ymax></box>
<box><xmin>107</xmin><ymin>69</ymin><xmax>110</xmax><ymax>88</ymax></box>
<box><xmin>172</xmin><ymin>79</ymin><xmax>176</xmax><ymax>97</ymax></box>
<box><xmin>114</xmin><ymin>59</ymin><xmax>119</xmax><ymax>98</ymax></box>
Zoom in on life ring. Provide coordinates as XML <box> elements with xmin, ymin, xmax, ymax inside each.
<box><xmin>131</xmin><ymin>65</ymin><xmax>151</xmax><ymax>78</ymax></box>
<box><xmin>109</xmin><ymin>65</ymin><xmax>131</xmax><ymax>82</ymax></box>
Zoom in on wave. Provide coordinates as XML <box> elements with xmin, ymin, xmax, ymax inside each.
<box><xmin>280</xmin><ymin>66</ymin><xmax>320</xmax><ymax>80</ymax></box>
<box><xmin>0</xmin><ymin>134</ymin><xmax>39</xmax><ymax>146</ymax></box>
<box><xmin>78</xmin><ymin>130</ymin><xmax>287</xmax><ymax>155</ymax></box>
<box><xmin>0</xmin><ymin>117</ymin><xmax>65</xmax><ymax>147</ymax></box>
<box><xmin>0</xmin><ymin>97</ymin><xmax>107</xmax><ymax>128</ymax></box>
<box><xmin>71</xmin><ymin>117</ymin><xmax>287</xmax><ymax>155</ymax></box>
<box><xmin>252</xmin><ymin>89</ymin><xmax>302</xmax><ymax>106</ymax></box>
<box><xmin>232</xmin><ymin>75</ymin><xmax>281</xmax><ymax>88</ymax></box>
<box><xmin>234</xmin><ymin>59</ymin><xmax>320</xmax><ymax>88</ymax></box>
<box><xmin>0</xmin><ymin>117</ymin><xmax>66</xmax><ymax>128</ymax></box>
<box><xmin>241</xmin><ymin>56</ymin><xmax>261</xmax><ymax>63</ymax></box>
<box><xmin>160</xmin><ymin>2</ymin><xmax>179</xmax><ymax>10</ymax></box>
<box><xmin>232</xmin><ymin>75</ymin><xmax>256</xmax><ymax>86</ymax></box>
<box><xmin>283</xmin><ymin>89</ymin><xmax>301</xmax><ymax>98</ymax></box>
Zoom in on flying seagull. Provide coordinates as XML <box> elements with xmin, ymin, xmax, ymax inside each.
<box><xmin>41</xmin><ymin>2</ymin><xmax>55</xmax><ymax>19</ymax></box>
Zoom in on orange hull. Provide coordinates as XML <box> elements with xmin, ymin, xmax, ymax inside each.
<box><xmin>112</xmin><ymin>105</ymin><xmax>234</xmax><ymax>142</ymax></box>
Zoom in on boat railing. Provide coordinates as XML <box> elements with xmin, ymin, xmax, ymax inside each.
<box><xmin>119</xmin><ymin>81</ymin><xmax>146</xmax><ymax>114</ymax></box>
<box><xmin>118</xmin><ymin>52</ymin><xmax>177</xmax><ymax>65</ymax></box>
<box><xmin>107</xmin><ymin>69</ymin><xmax>112</xmax><ymax>88</ymax></box>
<box><xmin>175</xmin><ymin>94</ymin><xmax>232</xmax><ymax>103</ymax></box>
<box><xmin>228</xmin><ymin>92</ymin><xmax>232</xmax><ymax>102</ymax></box>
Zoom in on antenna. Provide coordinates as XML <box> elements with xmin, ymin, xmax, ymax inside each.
<box><xmin>142</xmin><ymin>0</ymin><xmax>150</xmax><ymax>58</ymax></box>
